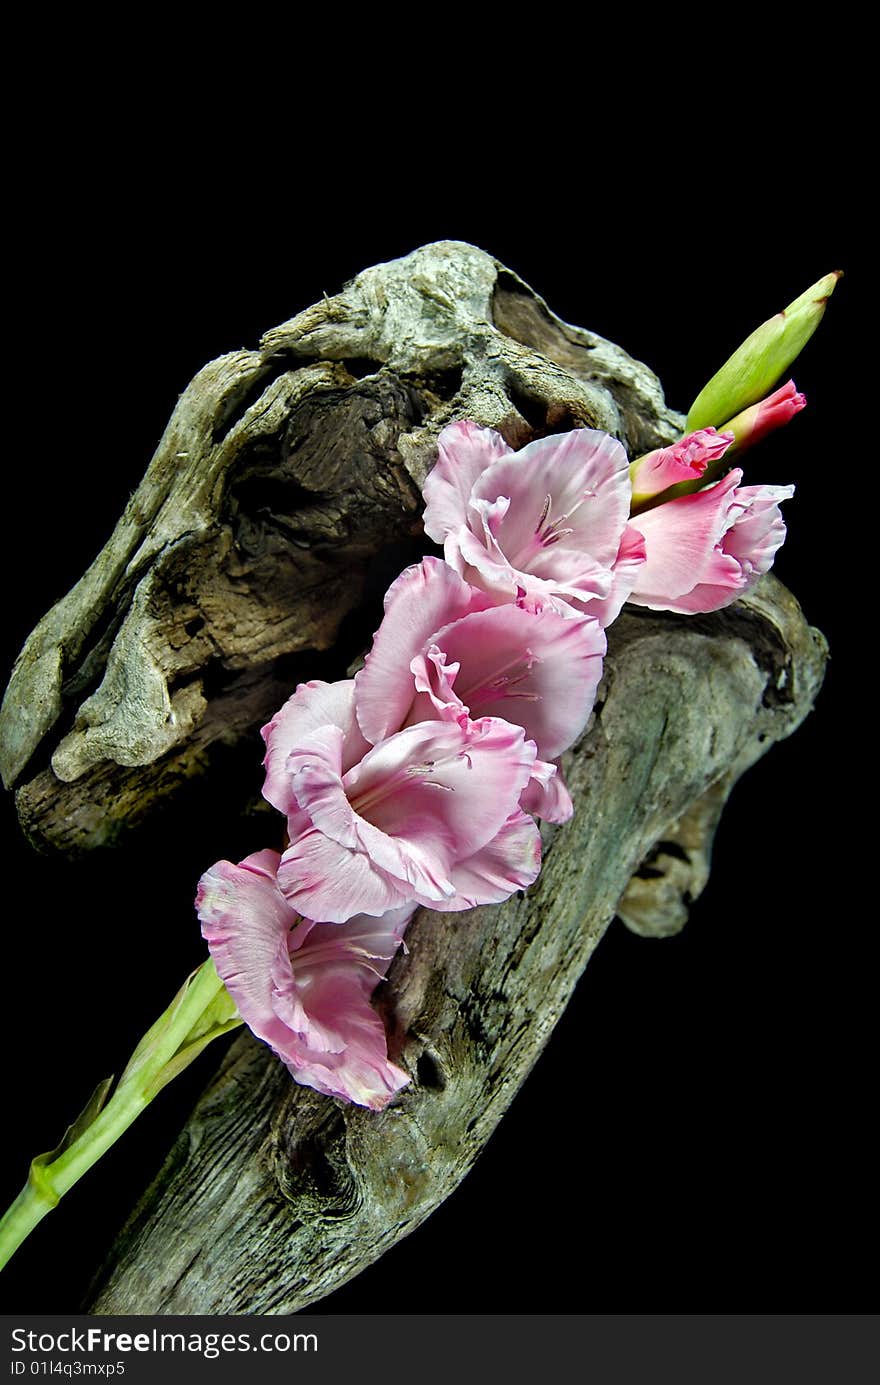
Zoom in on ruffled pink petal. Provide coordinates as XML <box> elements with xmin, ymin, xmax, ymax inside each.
<box><xmin>354</xmin><ymin>557</ymin><xmax>492</xmax><ymax>744</ymax></box>
<box><xmin>408</xmin><ymin>646</ymin><xmax>465</xmax><ymax>724</ymax></box>
<box><xmin>424</xmin><ymin>809</ymin><xmax>542</xmax><ymax>910</ymax></box>
<box><xmin>343</xmin><ymin>716</ymin><xmax>538</xmax><ymax>863</ymax></box>
<box><xmin>451</xmin><ymin>519</ymin><xmax>613</xmax><ymax>608</ymax></box>
<box><xmin>279</xmin><ymin>716</ymin><xmax>538</xmax><ymax>921</ymax></box>
<box><xmin>278</xmin><ymin>827</ymin><xmax>413</xmax><ymax>922</ymax></box>
<box><xmin>720</xmin><ymin>484</ymin><xmax>794</xmax><ymax>575</ymax></box>
<box><xmin>422</xmin><ymin>420</ymin><xmax>513</xmax><ymax>544</ymax></box>
<box><xmin>666</xmin><ymin>484</ymin><xmax>794</xmax><ymax>613</ymax></box>
<box><xmin>274</xmin><ymin>906</ymin><xmax>414</xmax><ymax>1060</ymax></box>
<box><xmin>427</xmin><ymin>602</ymin><xmax>606</xmax><ymax>760</ymax></box>
<box><xmin>197</xmin><ymin>850</ymin><xmax>299</xmax><ymax>1056</ymax></box>
<box><xmin>261</xmin><ymin>679</ymin><xmax>369</xmax><ymax>815</ymax></box>
<box><xmin>470</xmin><ymin>428</ymin><xmax>632</xmax><ymax>574</ymax></box>
<box><xmin>630</xmin><ymin>428</ymin><xmax>733</xmax><ymax>500</ymax></box>
<box><xmin>520</xmin><ymin>759</ymin><xmax>574</xmax><ymax>824</ymax></box>
<box><xmin>628</xmin><ymin>471</ymin><xmax>745</xmax><ymax>605</ymax></box>
<box><xmin>580</xmin><ymin>523</ymin><xmax>647</xmax><ymax>627</ymax></box>
<box><xmin>284</xmin><ymin>727</ymin><xmax>458</xmax><ymax>903</ymax></box>
<box><xmin>196</xmin><ymin>849</ymin><xmax>413</xmax><ymax>1109</ymax></box>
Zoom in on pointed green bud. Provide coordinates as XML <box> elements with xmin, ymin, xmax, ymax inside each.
<box><xmin>686</xmin><ymin>271</ymin><xmax>841</xmax><ymax>432</ymax></box>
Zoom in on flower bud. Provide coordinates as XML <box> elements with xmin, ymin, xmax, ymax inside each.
<box><xmin>629</xmin><ymin>427</ymin><xmax>733</xmax><ymax>507</ymax></box>
<box><xmin>721</xmin><ymin>380</ymin><xmax>806</xmax><ymax>455</ymax></box>
<box><xmin>686</xmin><ymin>271</ymin><xmax>840</xmax><ymax>432</ymax></box>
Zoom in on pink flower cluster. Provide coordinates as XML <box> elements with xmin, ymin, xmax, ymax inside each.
<box><xmin>197</xmin><ymin>413</ymin><xmax>795</xmax><ymax>1108</ymax></box>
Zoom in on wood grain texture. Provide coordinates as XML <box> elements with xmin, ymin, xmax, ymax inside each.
<box><xmin>0</xmin><ymin>242</ymin><xmax>681</xmax><ymax>854</ymax></box>
<box><xmin>0</xmin><ymin>242</ymin><xmax>827</xmax><ymax>1314</ymax></box>
<box><xmin>86</xmin><ymin>575</ymin><xmax>826</xmax><ymax>1314</ymax></box>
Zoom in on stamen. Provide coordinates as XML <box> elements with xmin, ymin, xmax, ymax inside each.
<box><xmin>535</xmin><ymin>494</ymin><xmax>552</xmax><ymax>533</ymax></box>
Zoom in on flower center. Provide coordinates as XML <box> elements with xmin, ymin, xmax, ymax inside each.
<box><xmin>457</xmin><ymin>648</ymin><xmax>541</xmax><ymax>709</ymax></box>
<box><xmin>349</xmin><ymin>749</ymin><xmax>467</xmax><ymax>821</ymax></box>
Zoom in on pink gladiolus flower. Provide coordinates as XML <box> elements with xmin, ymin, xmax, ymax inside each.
<box><xmin>423</xmin><ymin>420</ymin><xmax>645</xmax><ymax>625</ymax></box>
<box><xmin>629</xmin><ymin>428</ymin><xmax>734</xmax><ymax>503</ymax></box>
<box><xmin>197</xmin><ymin>849</ymin><xmax>413</xmax><ymax>1109</ymax></box>
<box><xmin>720</xmin><ymin>380</ymin><xmax>806</xmax><ymax>453</ymax></box>
<box><xmin>628</xmin><ymin>469</ymin><xmax>794</xmax><ymax>614</ymax></box>
<box><xmin>262</xmin><ymin>681</ymin><xmax>542</xmax><ymax>921</ymax></box>
<box><xmin>353</xmin><ymin>558</ymin><xmax>605</xmax><ymax>821</ymax></box>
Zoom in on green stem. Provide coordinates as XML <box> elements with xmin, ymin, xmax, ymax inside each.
<box><xmin>0</xmin><ymin>956</ymin><xmax>241</xmax><ymax>1272</ymax></box>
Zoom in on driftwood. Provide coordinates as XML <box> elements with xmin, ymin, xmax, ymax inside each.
<box><xmin>84</xmin><ymin>575</ymin><xmax>826</xmax><ymax>1313</ymax></box>
<box><xmin>0</xmin><ymin>241</ymin><xmax>680</xmax><ymax>853</ymax></box>
<box><xmin>0</xmin><ymin>243</ymin><xmax>827</xmax><ymax>1313</ymax></box>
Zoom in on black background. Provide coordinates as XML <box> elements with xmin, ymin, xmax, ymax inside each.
<box><xmin>0</xmin><ymin>135</ymin><xmax>868</xmax><ymax>1315</ymax></box>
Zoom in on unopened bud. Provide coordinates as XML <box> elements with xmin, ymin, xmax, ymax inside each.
<box><xmin>630</xmin><ymin>428</ymin><xmax>733</xmax><ymax>507</ymax></box>
<box><xmin>722</xmin><ymin>380</ymin><xmax>807</xmax><ymax>455</ymax></box>
<box><xmin>686</xmin><ymin>271</ymin><xmax>840</xmax><ymax>432</ymax></box>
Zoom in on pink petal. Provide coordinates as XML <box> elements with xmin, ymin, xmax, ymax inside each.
<box><xmin>286</xmin><ymin>722</ymin><xmax>459</xmax><ymax>905</ymax></box>
<box><xmin>428</xmin><ymin>809</ymin><xmax>542</xmax><ymax>910</ymax></box>
<box><xmin>520</xmin><ymin>760</ymin><xmax>574</xmax><ymax>824</ymax></box>
<box><xmin>630</xmin><ymin>428</ymin><xmax>733</xmax><ymax>500</ymax></box>
<box><xmin>628</xmin><ymin>471</ymin><xmax>745</xmax><ymax>605</ymax></box>
<box><xmin>197</xmin><ymin>850</ymin><xmax>298</xmax><ymax>1056</ymax></box>
<box><xmin>422</xmin><ymin>420</ymin><xmax>513</xmax><ymax>544</ymax></box>
<box><xmin>580</xmin><ymin>523</ymin><xmax>647</xmax><ymax>627</ymax></box>
<box><xmin>278</xmin><ymin>716</ymin><xmax>538</xmax><ymax>921</ymax></box>
<box><xmin>470</xmin><ymin>428</ymin><xmax>632</xmax><ymax>574</ymax></box>
<box><xmin>628</xmin><ymin>473</ymin><xmax>793</xmax><ymax>614</ymax></box>
<box><xmin>278</xmin><ymin>826</ymin><xmax>414</xmax><ymax>922</ymax></box>
<box><xmin>343</xmin><ymin>716</ymin><xmax>538</xmax><ymax>864</ymax></box>
<box><xmin>720</xmin><ymin>484</ymin><xmax>794</xmax><ymax>575</ymax></box>
<box><xmin>668</xmin><ymin>484</ymin><xmax>794</xmax><ymax>613</ymax></box>
<box><xmin>427</xmin><ymin>602</ymin><xmax>606</xmax><ymax>759</ymax></box>
<box><xmin>354</xmin><ymin>557</ymin><xmax>492</xmax><ymax>744</ymax></box>
<box><xmin>261</xmin><ymin>679</ymin><xmax>369</xmax><ymax>815</ymax></box>
<box><xmin>196</xmin><ymin>850</ymin><xmax>413</xmax><ymax>1109</ymax></box>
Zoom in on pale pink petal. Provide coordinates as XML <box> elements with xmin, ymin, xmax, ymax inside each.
<box><xmin>667</xmin><ymin>485</ymin><xmax>794</xmax><ymax>613</ymax></box>
<box><xmin>426</xmin><ymin>809</ymin><xmax>542</xmax><ymax>910</ymax></box>
<box><xmin>343</xmin><ymin>716</ymin><xmax>538</xmax><ymax>863</ymax></box>
<box><xmin>280</xmin><ymin>717</ymin><xmax>540</xmax><ymax>919</ymax></box>
<box><xmin>408</xmin><ymin>646</ymin><xmax>465</xmax><ymax>724</ymax></box>
<box><xmin>428</xmin><ymin>603</ymin><xmax>606</xmax><ymax>759</ymax></box>
<box><xmin>278</xmin><ymin>827</ymin><xmax>413</xmax><ymax>922</ymax></box>
<box><xmin>451</xmin><ymin>520</ymin><xmax>612</xmax><ymax>608</ymax></box>
<box><xmin>628</xmin><ymin>471</ymin><xmax>744</xmax><ymax>604</ymax></box>
<box><xmin>196</xmin><ymin>850</ymin><xmax>297</xmax><ymax>1056</ymax></box>
<box><xmin>470</xmin><ymin>428</ymin><xmax>632</xmax><ymax>573</ymax></box>
<box><xmin>720</xmin><ymin>484</ymin><xmax>794</xmax><ymax>575</ymax></box>
<box><xmin>262</xmin><ymin>679</ymin><xmax>369</xmax><ymax>815</ymax></box>
<box><xmin>197</xmin><ymin>850</ymin><xmax>413</xmax><ymax>1109</ymax></box>
<box><xmin>354</xmin><ymin>557</ymin><xmax>492</xmax><ymax>744</ymax></box>
<box><xmin>520</xmin><ymin>760</ymin><xmax>574</xmax><ymax>824</ymax></box>
<box><xmin>422</xmin><ymin>420</ymin><xmax>513</xmax><ymax>544</ymax></box>
<box><xmin>273</xmin><ymin>905</ymin><xmax>414</xmax><ymax>1057</ymax></box>
<box><xmin>580</xmin><ymin>523</ymin><xmax>647</xmax><ymax>627</ymax></box>
<box><xmin>628</xmin><ymin>473</ymin><xmax>793</xmax><ymax>614</ymax></box>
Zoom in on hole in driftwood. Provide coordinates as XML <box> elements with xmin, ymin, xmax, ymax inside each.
<box><xmin>341</xmin><ymin>358</ymin><xmax>384</xmax><ymax>380</ymax></box>
<box><xmin>417</xmin><ymin>1050</ymin><xmax>446</xmax><ymax>1091</ymax></box>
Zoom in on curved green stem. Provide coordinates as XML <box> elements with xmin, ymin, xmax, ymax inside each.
<box><xmin>0</xmin><ymin>956</ymin><xmax>241</xmax><ymax>1272</ymax></box>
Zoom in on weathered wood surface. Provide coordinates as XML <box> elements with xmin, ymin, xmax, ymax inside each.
<box><xmin>0</xmin><ymin>241</ymin><xmax>681</xmax><ymax>854</ymax></box>
<box><xmin>86</xmin><ymin>574</ymin><xmax>826</xmax><ymax>1314</ymax></box>
<box><xmin>0</xmin><ymin>242</ymin><xmax>827</xmax><ymax>1313</ymax></box>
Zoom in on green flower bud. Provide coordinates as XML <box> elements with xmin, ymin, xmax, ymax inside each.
<box><xmin>686</xmin><ymin>271</ymin><xmax>841</xmax><ymax>432</ymax></box>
